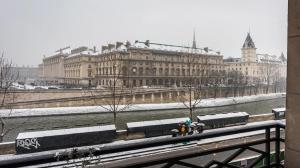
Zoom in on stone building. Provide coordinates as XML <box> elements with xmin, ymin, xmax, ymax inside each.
<box><xmin>95</xmin><ymin>40</ymin><xmax>225</xmax><ymax>88</ymax></box>
<box><xmin>41</xmin><ymin>47</ymin><xmax>70</xmax><ymax>85</ymax></box>
<box><xmin>39</xmin><ymin>33</ymin><xmax>286</xmax><ymax>88</ymax></box>
<box><xmin>224</xmin><ymin>33</ymin><xmax>287</xmax><ymax>85</ymax></box>
<box><xmin>10</xmin><ymin>66</ymin><xmax>39</xmax><ymax>83</ymax></box>
<box><xmin>40</xmin><ymin>46</ymin><xmax>99</xmax><ymax>86</ymax></box>
<box><xmin>63</xmin><ymin>46</ymin><xmax>98</xmax><ymax>86</ymax></box>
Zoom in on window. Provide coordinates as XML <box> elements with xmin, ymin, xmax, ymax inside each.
<box><xmin>159</xmin><ymin>68</ymin><xmax>163</xmax><ymax>75</ymax></box>
<box><xmin>139</xmin><ymin>67</ymin><xmax>143</xmax><ymax>75</ymax></box>
<box><xmin>133</xmin><ymin>80</ymin><xmax>136</xmax><ymax>87</ymax></box>
<box><xmin>153</xmin><ymin>68</ymin><xmax>157</xmax><ymax>74</ymax></box>
<box><xmin>122</xmin><ymin>67</ymin><xmax>127</xmax><ymax>75</ymax></box>
<box><xmin>165</xmin><ymin>68</ymin><xmax>169</xmax><ymax>75</ymax></box>
<box><xmin>176</xmin><ymin>68</ymin><xmax>180</xmax><ymax>75</ymax></box>
<box><xmin>88</xmin><ymin>70</ymin><xmax>92</xmax><ymax>77</ymax></box>
<box><xmin>171</xmin><ymin>68</ymin><xmax>175</xmax><ymax>75</ymax></box>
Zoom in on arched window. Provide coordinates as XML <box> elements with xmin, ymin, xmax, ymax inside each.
<box><xmin>121</xmin><ymin>67</ymin><xmax>127</xmax><ymax>75</ymax></box>
<box><xmin>139</xmin><ymin>67</ymin><xmax>143</xmax><ymax>75</ymax></box>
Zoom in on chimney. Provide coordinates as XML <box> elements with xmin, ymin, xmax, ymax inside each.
<box><xmin>116</xmin><ymin>42</ymin><xmax>123</xmax><ymax>49</ymax></box>
<box><xmin>145</xmin><ymin>40</ymin><xmax>150</xmax><ymax>47</ymax></box>
<box><xmin>204</xmin><ymin>47</ymin><xmax>209</xmax><ymax>53</ymax></box>
<box><xmin>108</xmin><ymin>44</ymin><xmax>115</xmax><ymax>50</ymax></box>
<box><xmin>125</xmin><ymin>41</ymin><xmax>131</xmax><ymax>48</ymax></box>
<box><xmin>102</xmin><ymin>46</ymin><xmax>108</xmax><ymax>52</ymax></box>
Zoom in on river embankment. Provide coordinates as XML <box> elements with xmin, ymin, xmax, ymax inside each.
<box><xmin>0</xmin><ymin>93</ymin><xmax>285</xmax><ymax>118</ymax></box>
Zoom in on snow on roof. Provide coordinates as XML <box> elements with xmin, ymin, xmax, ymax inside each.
<box><xmin>117</xmin><ymin>44</ymin><xmax>127</xmax><ymax>51</ymax></box>
<box><xmin>68</xmin><ymin>50</ymin><xmax>99</xmax><ymax>57</ymax></box>
<box><xmin>50</xmin><ymin>48</ymin><xmax>71</xmax><ymax>57</ymax></box>
<box><xmin>127</xmin><ymin>117</ymin><xmax>190</xmax><ymax>128</ymax></box>
<box><xmin>102</xmin><ymin>44</ymin><xmax>128</xmax><ymax>54</ymax></box>
<box><xmin>47</xmin><ymin>46</ymin><xmax>99</xmax><ymax>58</ymax></box>
<box><xmin>256</xmin><ymin>54</ymin><xmax>284</xmax><ymax>64</ymax></box>
<box><xmin>197</xmin><ymin>112</ymin><xmax>249</xmax><ymax>121</ymax></box>
<box><xmin>272</xmin><ymin>107</ymin><xmax>286</xmax><ymax>112</ymax></box>
<box><xmin>131</xmin><ymin>41</ymin><xmax>220</xmax><ymax>55</ymax></box>
<box><xmin>101</xmin><ymin>41</ymin><xmax>221</xmax><ymax>56</ymax></box>
<box><xmin>16</xmin><ymin>125</ymin><xmax>116</xmax><ymax>139</ymax></box>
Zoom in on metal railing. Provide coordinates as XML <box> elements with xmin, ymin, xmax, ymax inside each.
<box><xmin>0</xmin><ymin>120</ymin><xmax>285</xmax><ymax>168</ymax></box>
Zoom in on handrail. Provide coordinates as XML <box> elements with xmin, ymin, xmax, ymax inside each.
<box><xmin>97</xmin><ymin>120</ymin><xmax>284</xmax><ymax>155</ymax></box>
<box><xmin>0</xmin><ymin>120</ymin><xmax>285</xmax><ymax>167</ymax></box>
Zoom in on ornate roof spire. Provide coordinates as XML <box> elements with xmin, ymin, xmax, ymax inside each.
<box><xmin>242</xmin><ymin>32</ymin><xmax>256</xmax><ymax>48</ymax></box>
<box><xmin>192</xmin><ymin>29</ymin><xmax>197</xmax><ymax>49</ymax></box>
<box><xmin>279</xmin><ymin>52</ymin><xmax>287</xmax><ymax>62</ymax></box>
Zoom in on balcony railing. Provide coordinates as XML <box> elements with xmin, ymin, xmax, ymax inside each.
<box><xmin>0</xmin><ymin>120</ymin><xmax>285</xmax><ymax>168</ymax></box>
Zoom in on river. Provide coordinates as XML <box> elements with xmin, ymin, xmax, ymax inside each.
<box><xmin>5</xmin><ymin>97</ymin><xmax>285</xmax><ymax>142</ymax></box>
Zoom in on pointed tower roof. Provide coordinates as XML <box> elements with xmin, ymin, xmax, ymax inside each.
<box><xmin>242</xmin><ymin>33</ymin><xmax>256</xmax><ymax>48</ymax></box>
<box><xmin>279</xmin><ymin>52</ymin><xmax>287</xmax><ymax>62</ymax></box>
<box><xmin>192</xmin><ymin>29</ymin><xmax>197</xmax><ymax>49</ymax></box>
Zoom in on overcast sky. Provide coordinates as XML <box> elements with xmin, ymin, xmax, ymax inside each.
<box><xmin>0</xmin><ymin>0</ymin><xmax>287</xmax><ymax>66</ymax></box>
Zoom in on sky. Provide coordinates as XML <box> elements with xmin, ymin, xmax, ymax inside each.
<box><xmin>0</xmin><ymin>0</ymin><xmax>287</xmax><ymax>67</ymax></box>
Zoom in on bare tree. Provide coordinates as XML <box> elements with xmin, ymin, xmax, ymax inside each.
<box><xmin>272</xmin><ymin>67</ymin><xmax>286</xmax><ymax>93</ymax></box>
<box><xmin>240</xmin><ymin>76</ymin><xmax>249</xmax><ymax>97</ymax></box>
<box><xmin>277</xmin><ymin>77</ymin><xmax>286</xmax><ymax>93</ymax></box>
<box><xmin>209</xmin><ymin>70</ymin><xmax>225</xmax><ymax>99</ymax></box>
<box><xmin>227</xmin><ymin>70</ymin><xmax>245</xmax><ymax>97</ymax></box>
<box><xmin>177</xmin><ymin>50</ymin><xmax>207</xmax><ymax>121</ymax></box>
<box><xmin>253</xmin><ymin>77</ymin><xmax>261</xmax><ymax>95</ymax></box>
<box><xmin>261</xmin><ymin>60</ymin><xmax>278</xmax><ymax>94</ymax></box>
<box><xmin>86</xmin><ymin>52</ymin><xmax>133</xmax><ymax>125</ymax></box>
<box><xmin>0</xmin><ymin>53</ymin><xmax>20</xmax><ymax>142</ymax></box>
<box><xmin>273</xmin><ymin>70</ymin><xmax>281</xmax><ymax>93</ymax></box>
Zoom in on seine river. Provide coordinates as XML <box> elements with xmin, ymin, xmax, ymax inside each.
<box><xmin>5</xmin><ymin>97</ymin><xmax>285</xmax><ymax>142</ymax></box>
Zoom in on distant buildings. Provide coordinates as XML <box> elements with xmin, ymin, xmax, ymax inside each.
<box><xmin>39</xmin><ymin>37</ymin><xmax>225</xmax><ymax>87</ymax></box>
<box><xmin>40</xmin><ymin>46</ymin><xmax>99</xmax><ymax>86</ymax></box>
<box><xmin>38</xmin><ymin>32</ymin><xmax>287</xmax><ymax>88</ymax></box>
<box><xmin>224</xmin><ymin>33</ymin><xmax>287</xmax><ymax>85</ymax></box>
<box><xmin>11</xmin><ymin>66</ymin><xmax>39</xmax><ymax>83</ymax></box>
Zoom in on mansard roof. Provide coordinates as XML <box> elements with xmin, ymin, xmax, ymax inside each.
<box><xmin>242</xmin><ymin>33</ymin><xmax>256</xmax><ymax>48</ymax></box>
<box><xmin>101</xmin><ymin>40</ymin><xmax>221</xmax><ymax>56</ymax></box>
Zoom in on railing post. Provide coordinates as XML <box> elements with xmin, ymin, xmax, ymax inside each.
<box><xmin>275</xmin><ymin>125</ymin><xmax>281</xmax><ymax>167</ymax></box>
<box><xmin>265</xmin><ymin>127</ymin><xmax>270</xmax><ymax>167</ymax></box>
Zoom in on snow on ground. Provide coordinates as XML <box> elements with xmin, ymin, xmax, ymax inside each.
<box><xmin>11</xmin><ymin>83</ymin><xmax>49</xmax><ymax>90</ymax></box>
<box><xmin>0</xmin><ymin>93</ymin><xmax>285</xmax><ymax>118</ymax></box>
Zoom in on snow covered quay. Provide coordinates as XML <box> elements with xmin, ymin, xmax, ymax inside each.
<box><xmin>0</xmin><ymin>93</ymin><xmax>285</xmax><ymax>118</ymax></box>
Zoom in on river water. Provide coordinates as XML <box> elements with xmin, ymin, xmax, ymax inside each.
<box><xmin>5</xmin><ymin>97</ymin><xmax>285</xmax><ymax>142</ymax></box>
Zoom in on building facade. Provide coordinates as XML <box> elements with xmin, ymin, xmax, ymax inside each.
<box><xmin>41</xmin><ymin>47</ymin><xmax>69</xmax><ymax>85</ymax></box>
<box><xmin>40</xmin><ymin>46</ymin><xmax>99</xmax><ymax>86</ymax></box>
<box><xmin>39</xmin><ymin>33</ymin><xmax>286</xmax><ymax>88</ymax></box>
<box><xmin>63</xmin><ymin>46</ymin><xmax>98</xmax><ymax>86</ymax></box>
<box><xmin>39</xmin><ymin>39</ymin><xmax>225</xmax><ymax>87</ymax></box>
<box><xmin>95</xmin><ymin>40</ymin><xmax>225</xmax><ymax>88</ymax></box>
<box><xmin>224</xmin><ymin>33</ymin><xmax>287</xmax><ymax>85</ymax></box>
